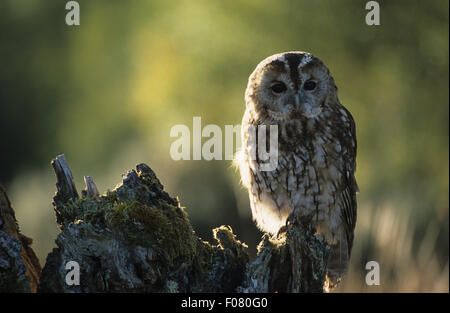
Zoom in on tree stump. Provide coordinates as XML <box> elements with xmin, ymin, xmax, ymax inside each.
<box><xmin>3</xmin><ymin>154</ymin><xmax>331</xmax><ymax>293</ymax></box>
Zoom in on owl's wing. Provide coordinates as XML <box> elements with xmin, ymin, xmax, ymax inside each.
<box><xmin>340</xmin><ymin>173</ymin><xmax>357</xmax><ymax>256</ymax></box>
<box><xmin>339</xmin><ymin>106</ymin><xmax>358</xmax><ymax>256</ymax></box>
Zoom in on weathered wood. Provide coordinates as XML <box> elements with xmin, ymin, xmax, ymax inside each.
<box><xmin>82</xmin><ymin>176</ymin><xmax>99</xmax><ymax>200</ymax></box>
<box><xmin>51</xmin><ymin>154</ymin><xmax>79</xmax><ymax>228</ymax></box>
<box><xmin>37</xmin><ymin>156</ymin><xmax>330</xmax><ymax>293</ymax></box>
<box><xmin>0</xmin><ymin>185</ymin><xmax>41</xmax><ymax>292</ymax></box>
<box><xmin>39</xmin><ymin>161</ymin><xmax>249</xmax><ymax>292</ymax></box>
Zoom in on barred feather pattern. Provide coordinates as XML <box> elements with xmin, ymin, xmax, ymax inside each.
<box><xmin>236</xmin><ymin>52</ymin><xmax>358</xmax><ymax>289</ymax></box>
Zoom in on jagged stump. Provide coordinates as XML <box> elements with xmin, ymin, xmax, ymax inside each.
<box><xmin>3</xmin><ymin>154</ymin><xmax>331</xmax><ymax>293</ymax></box>
<box><xmin>39</xmin><ymin>156</ymin><xmax>249</xmax><ymax>292</ymax></box>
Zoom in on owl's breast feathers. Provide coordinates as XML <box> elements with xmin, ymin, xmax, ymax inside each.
<box><xmin>241</xmin><ymin>104</ymin><xmax>357</xmax><ymax>255</ymax></box>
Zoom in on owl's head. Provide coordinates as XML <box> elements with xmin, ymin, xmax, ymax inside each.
<box><xmin>245</xmin><ymin>51</ymin><xmax>337</xmax><ymax>121</ymax></box>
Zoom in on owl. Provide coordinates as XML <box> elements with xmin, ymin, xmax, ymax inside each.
<box><xmin>236</xmin><ymin>51</ymin><xmax>358</xmax><ymax>289</ymax></box>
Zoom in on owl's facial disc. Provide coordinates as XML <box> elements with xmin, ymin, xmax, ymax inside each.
<box><xmin>264</xmin><ymin>75</ymin><xmax>325</xmax><ymax>120</ymax></box>
<box><xmin>246</xmin><ymin>51</ymin><xmax>331</xmax><ymax>120</ymax></box>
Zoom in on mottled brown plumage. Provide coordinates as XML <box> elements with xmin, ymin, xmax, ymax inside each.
<box><xmin>236</xmin><ymin>51</ymin><xmax>358</xmax><ymax>289</ymax></box>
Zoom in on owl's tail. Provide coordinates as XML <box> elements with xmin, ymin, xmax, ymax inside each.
<box><xmin>324</xmin><ymin>234</ymin><xmax>351</xmax><ymax>292</ymax></box>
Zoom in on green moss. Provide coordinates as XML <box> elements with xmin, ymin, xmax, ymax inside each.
<box><xmin>107</xmin><ymin>200</ymin><xmax>170</xmax><ymax>243</ymax></box>
<box><xmin>193</xmin><ymin>238</ymin><xmax>217</xmax><ymax>274</ymax></box>
<box><xmin>213</xmin><ymin>226</ymin><xmax>248</xmax><ymax>260</ymax></box>
<box><xmin>106</xmin><ymin>199</ymin><xmax>196</xmax><ymax>265</ymax></box>
<box><xmin>100</xmin><ymin>190</ymin><xmax>119</xmax><ymax>207</ymax></box>
<box><xmin>58</xmin><ymin>197</ymin><xmax>100</xmax><ymax>226</ymax></box>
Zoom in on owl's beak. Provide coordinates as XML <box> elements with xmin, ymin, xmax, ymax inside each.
<box><xmin>295</xmin><ymin>94</ymin><xmax>301</xmax><ymax>110</ymax></box>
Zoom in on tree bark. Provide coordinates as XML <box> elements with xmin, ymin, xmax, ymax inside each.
<box><xmin>0</xmin><ymin>185</ymin><xmax>41</xmax><ymax>292</ymax></box>
<box><xmin>3</xmin><ymin>154</ymin><xmax>331</xmax><ymax>293</ymax></box>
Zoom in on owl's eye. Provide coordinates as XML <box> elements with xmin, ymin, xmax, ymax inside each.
<box><xmin>270</xmin><ymin>82</ymin><xmax>287</xmax><ymax>94</ymax></box>
<box><xmin>303</xmin><ymin>80</ymin><xmax>317</xmax><ymax>91</ymax></box>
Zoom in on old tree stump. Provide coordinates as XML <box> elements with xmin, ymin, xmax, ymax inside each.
<box><xmin>0</xmin><ymin>155</ymin><xmax>331</xmax><ymax>293</ymax></box>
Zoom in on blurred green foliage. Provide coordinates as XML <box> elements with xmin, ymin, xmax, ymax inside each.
<box><xmin>0</xmin><ymin>0</ymin><xmax>448</xmax><ymax>291</ymax></box>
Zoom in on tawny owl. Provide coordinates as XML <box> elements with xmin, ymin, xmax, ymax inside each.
<box><xmin>236</xmin><ymin>51</ymin><xmax>358</xmax><ymax>289</ymax></box>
